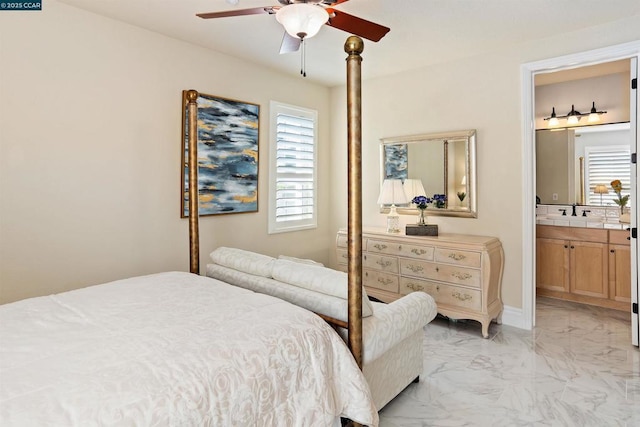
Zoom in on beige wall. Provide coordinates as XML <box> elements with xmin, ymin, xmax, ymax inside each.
<box><xmin>328</xmin><ymin>17</ymin><xmax>640</xmax><ymax>316</ymax></box>
<box><xmin>1</xmin><ymin>2</ymin><xmax>639</xmax><ymax>319</ymax></box>
<box><xmin>0</xmin><ymin>2</ymin><xmax>332</xmax><ymax>303</ymax></box>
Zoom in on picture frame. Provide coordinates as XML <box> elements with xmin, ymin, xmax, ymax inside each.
<box><xmin>383</xmin><ymin>144</ymin><xmax>408</xmax><ymax>180</ymax></box>
<box><xmin>181</xmin><ymin>91</ymin><xmax>260</xmax><ymax>217</ymax></box>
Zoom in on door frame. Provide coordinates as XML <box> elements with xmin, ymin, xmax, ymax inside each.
<box><xmin>521</xmin><ymin>40</ymin><xmax>640</xmax><ymax>345</ymax></box>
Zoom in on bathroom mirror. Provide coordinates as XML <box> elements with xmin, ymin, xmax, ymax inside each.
<box><xmin>379</xmin><ymin>129</ymin><xmax>477</xmax><ymax>218</ymax></box>
<box><xmin>535</xmin><ymin>123</ymin><xmax>631</xmax><ymax>206</ymax></box>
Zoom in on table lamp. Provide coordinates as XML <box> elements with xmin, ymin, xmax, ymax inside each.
<box><xmin>377</xmin><ymin>179</ymin><xmax>408</xmax><ymax>233</ymax></box>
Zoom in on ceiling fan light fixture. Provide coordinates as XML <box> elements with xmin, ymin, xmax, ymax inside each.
<box><xmin>275</xmin><ymin>3</ymin><xmax>328</xmax><ymax>40</ymax></box>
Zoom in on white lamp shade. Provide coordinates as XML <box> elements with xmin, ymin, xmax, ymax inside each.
<box><xmin>594</xmin><ymin>184</ymin><xmax>608</xmax><ymax>194</ymax></box>
<box><xmin>403</xmin><ymin>179</ymin><xmax>426</xmax><ymax>201</ymax></box>
<box><xmin>377</xmin><ymin>179</ymin><xmax>408</xmax><ymax>205</ymax></box>
<box><xmin>275</xmin><ymin>4</ymin><xmax>328</xmax><ymax>40</ymax></box>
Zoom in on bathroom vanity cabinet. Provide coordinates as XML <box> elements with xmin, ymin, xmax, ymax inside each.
<box><xmin>536</xmin><ymin>225</ymin><xmax>630</xmax><ymax>310</ymax></box>
<box><xmin>609</xmin><ymin>230</ymin><xmax>632</xmax><ymax>305</ymax></box>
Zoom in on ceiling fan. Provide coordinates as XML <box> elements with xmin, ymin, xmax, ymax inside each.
<box><xmin>196</xmin><ymin>0</ymin><xmax>390</xmax><ymax>54</ymax></box>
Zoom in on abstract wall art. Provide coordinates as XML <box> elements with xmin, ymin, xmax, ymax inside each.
<box><xmin>181</xmin><ymin>91</ymin><xmax>260</xmax><ymax>217</ymax></box>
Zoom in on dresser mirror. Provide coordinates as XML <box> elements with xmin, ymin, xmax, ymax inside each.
<box><xmin>379</xmin><ymin>129</ymin><xmax>477</xmax><ymax>218</ymax></box>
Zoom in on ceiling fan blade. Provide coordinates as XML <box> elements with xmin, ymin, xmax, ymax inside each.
<box><xmin>280</xmin><ymin>32</ymin><xmax>301</xmax><ymax>54</ymax></box>
<box><xmin>326</xmin><ymin>10</ymin><xmax>390</xmax><ymax>42</ymax></box>
<box><xmin>322</xmin><ymin>0</ymin><xmax>351</xmax><ymax>5</ymax></box>
<box><xmin>197</xmin><ymin>7</ymin><xmax>276</xmax><ymax>20</ymax></box>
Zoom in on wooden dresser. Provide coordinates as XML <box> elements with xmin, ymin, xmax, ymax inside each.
<box><xmin>336</xmin><ymin>228</ymin><xmax>504</xmax><ymax>338</ymax></box>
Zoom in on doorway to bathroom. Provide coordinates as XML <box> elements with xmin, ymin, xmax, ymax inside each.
<box><xmin>522</xmin><ymin>42</ymin><xmax>640</xmax><ymax>346</ymax></box>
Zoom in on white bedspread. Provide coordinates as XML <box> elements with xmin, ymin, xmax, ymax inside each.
<box><xmin>0</xmin><ymin>272</ymin><xmax>378</xmax><ymax>426</ymax></box>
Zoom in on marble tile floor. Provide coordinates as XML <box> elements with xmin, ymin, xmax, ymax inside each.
<box><xmin>379</xmin><ymin>297</ymin><xmax>639</xmax><ymax>426</ymax></box>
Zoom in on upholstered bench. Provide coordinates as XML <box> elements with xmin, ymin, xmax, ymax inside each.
<box><xmin>206</xmin><ymin>247</ymin><xmax>438</xmax><ymax>410</ymax></box>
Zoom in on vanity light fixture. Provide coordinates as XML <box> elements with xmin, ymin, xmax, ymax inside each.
<box><xmin>544</xmin><ymin>102</ymin><xmax>607</xmax><ymax>128</ymax></box>
<box><xmin>378</xmin><ymin>179</ymin><xmax>408</xmax><ymax>233</ymax></box>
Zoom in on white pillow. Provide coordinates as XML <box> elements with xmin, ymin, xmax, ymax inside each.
<box><xmin>271</xmin><ymin>259</ymin><xmax>374</xmax><ymax>317</ymax></box>
<box><xmin>278</xmin><ymin>255</ymin><xmax>324</xmax><ymax>267</ymax></box>
<box><xmin>209</xmin><ymin>247</ymin><xmax>275</xmax><ymax>278</ymax></box>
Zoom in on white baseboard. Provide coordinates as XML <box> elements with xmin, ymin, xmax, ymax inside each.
<box><xmin>500</xmin><ymin>305</ymin><xmax>530</xmax><ymax>330</ymax></box>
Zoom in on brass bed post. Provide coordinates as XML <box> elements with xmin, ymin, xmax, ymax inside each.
<box><xmin>186</xmin><ymin>90</ymin><xmax>200</xmax><ymax>274</ymax></box>
<box><xmin>345</xmin><ymin>36</ymin><xmax>364</xmax><ymax>370</ymax></box>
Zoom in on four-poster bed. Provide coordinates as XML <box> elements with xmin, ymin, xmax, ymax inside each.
<box><xmin>185</xmin><ymin>36</ymin><xmax>368</xmax><ymax>366</ymax></box>
<box><xmin>0</xmin><ymin>37</ymin><xmax>386</xmax><ymax>426</ymax></box>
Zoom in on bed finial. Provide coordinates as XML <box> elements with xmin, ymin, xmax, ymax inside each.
<box><xmin>344</xmin><ymin>35</ymin><xmax>364</xmax><ymax>56</ymax></box>
<box><xmin>344</xmin><ymin>36</ymin><xmax>364</xmax><ymax>372</ymax></box>
<box><xmin>186</xmin><ymin>89</ymin><xmax>200</xmax><ymax>275</ymax></box>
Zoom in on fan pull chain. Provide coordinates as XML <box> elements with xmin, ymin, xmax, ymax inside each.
<box><xmin>300</xmin><ymin>38</ymin><xmax>306</xmax><ymax>77</ymax></box>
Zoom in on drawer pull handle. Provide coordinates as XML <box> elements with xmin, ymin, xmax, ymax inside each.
<box><xmin>452</xmin><ymin>292</ymin><xmax>472</xmax><ymax>301</ymax></box>
<box><xmin>406</xmin><ymin>264</ymin><xmax>424</xmax><ymax>273</ymax></box>
<box><xmin>411</xmin><ymin>248</ymin><xmax>427</xmax><ymax>255</ymax></box>
<box><xmin>435</xmin><ymin>267</ymin><xmax>439</xmax><ymax>272</ymax></box>
<box><xmin>451</xmin><ymin>272</ymin><xmax>473</xmax><ymax>280</ymax></box>
<box><xmin>406</xmin><ymin>283</ymin><xmax>424</xmax><ymax>292</ymax></box>
<box><xmin>378</xmin><ymin>278</ymin><xmax>393</xmax><ymax>286</ymax></box>
<box><xmin>376</xmin><ymin>260</ymin><xmax>392</xmax><ymax>268</ymax></box>
<box><xmin>374</xmin><ymin>244</ymin><xmax>387</xmax><ymax>251</ymax></box>
<box><xmin>448</xmin><ymin>253</ymin><xmax>467</xmax><ymax>261</ymax></box>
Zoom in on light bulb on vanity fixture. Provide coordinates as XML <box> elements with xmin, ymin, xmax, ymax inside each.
<box><xmin>378</xmin><ymin>179</ymin><xmax>408</xmax><ymax>233</ymax></box>
<box><xmin>566</xmin><ymin>105</ymin><xmax>581</xmax><ymax>125</ymax></box>
<box><xmin>547</xmin><ymin>107</ymin><xmax>559</xmax><ymax>127</ymax></box>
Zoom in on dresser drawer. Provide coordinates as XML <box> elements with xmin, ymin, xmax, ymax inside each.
<box><xmin>363</xmin><ymin>253</ymin><xmax>399</xmax><ymax>273</ymax></box>
<box><xmin>399</xmin><ymin>259</ymin><xmax>481</xmax><ymax>288</ymax></box>
<box><xmin>435</xmin><ymin>248</ymin><xmax>481</xmax><ymax>268</ymax></box>
<box><xmin>337</xmin><ymin>233</ymin><xmax>348</xmax><ymax>248</ymax></box>
<box><xmin>336</xmin><ymin>249</ymin><xmax>348</xmax><ymax>265</ymax></box>
<box><xmin>367</xmin><ymin>239</ymin><xmax>402</xmax><ymax>255</ymax></box>
<box><xmin>398</xmin><ymin>243</ymin><xmax>435</xmax><ymax>261</ymax></box>
<box><xmin>364</xmin><ymin>269</ymin><xmax>400</xmax><ymax>293</ymax></box>
<box><xmin>399</xmin><ymin>277</ymin><xmax>482</xmax><ymax>311</ymax></box>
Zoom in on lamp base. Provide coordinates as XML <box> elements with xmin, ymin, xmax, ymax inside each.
<box><xmin>406</xmin><ymin>224</ymin><xmax>438</xmax><ymax>236</ymax></box>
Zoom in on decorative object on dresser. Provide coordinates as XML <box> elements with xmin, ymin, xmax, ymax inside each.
<box><xmin>377</xmin><ymin>178</ymin><xmax>408</xmax><ymax>233</ymax></box>
<box><xmin>336</xmin><ymin>228</ymin><xmax>504</xmax><ymax>338</ymax></box>
<box><xmin>406</xmin><ymin>194</ymin><xmax>438</xmax><ymax>236</ymax></box>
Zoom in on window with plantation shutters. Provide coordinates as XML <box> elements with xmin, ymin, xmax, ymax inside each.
<box><xmin>585</xmin><ymin>145</ymin><xmax>631</xmax><ymax>205</ymax></box>
<box><xmin>269</xmin><ymin>102</ymin><xmax>317</xmax><ymax>233</ymax></box>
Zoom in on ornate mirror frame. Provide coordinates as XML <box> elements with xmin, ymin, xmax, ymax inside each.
<box><xmin>379</xmin><ymin>129</ymin><xmax>477</xmax><ymax>218</ymax></box>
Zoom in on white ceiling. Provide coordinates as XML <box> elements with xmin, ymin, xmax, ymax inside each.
<box><xmin>57</xmin><ymin>0</ymin><xmax>640</xmax><ymax>87</ymax></box>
